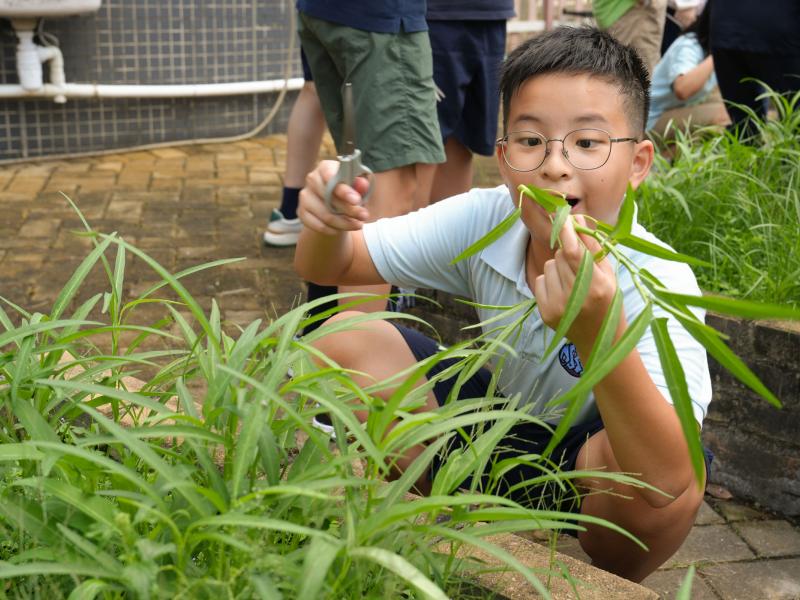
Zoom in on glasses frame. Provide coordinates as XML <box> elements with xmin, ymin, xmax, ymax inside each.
<box><xmin>496</xmin><ymin>128</ymin><xmax>639</xmax><ymax>172</ymax></box>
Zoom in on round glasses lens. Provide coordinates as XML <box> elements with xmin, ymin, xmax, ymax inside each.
<box><xmin>504</xmin><ymin>131</ymin><xmax>547</xmax><ymax>171</ymax></box>
<box><xmin>563</xmin><ymin>129</ymin><xmax>612</xmax><ymax>170</ymax></box>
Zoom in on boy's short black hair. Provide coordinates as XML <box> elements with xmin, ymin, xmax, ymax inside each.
<box><xmin>500</xmin><ymin>27</ymin><xmax>651</xmax><ymax>136</ymax></box>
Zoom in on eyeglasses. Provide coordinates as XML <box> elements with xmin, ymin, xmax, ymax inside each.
<box><xmin>496</xmin><ymin>129</ymin><xmax>638</xmax><ymax>172</ymax></box>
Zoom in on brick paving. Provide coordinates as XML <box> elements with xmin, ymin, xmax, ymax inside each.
<box><xmin>1</xmin><ymin>136</ymin><xmax>799</xmax><ymax>599</ymax></box>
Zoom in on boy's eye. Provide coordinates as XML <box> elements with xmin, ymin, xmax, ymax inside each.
<box><xmin>575</xmin><ymin>138</ymin><xmax>596</xmax><ymax>149</ymax></box>
<box><xmin>519</xmin><ymin>136</ymin><xmax>543</xmax><ymax>147</ymax></box>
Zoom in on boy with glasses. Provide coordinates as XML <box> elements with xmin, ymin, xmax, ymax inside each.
<box><xmin>294</xmin><ymin>27</ymin><xmax>712</xmax><ymax>582</ymax></box>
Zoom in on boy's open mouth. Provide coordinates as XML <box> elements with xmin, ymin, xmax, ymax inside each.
<box><xmin>566</xmin><ymin>196</ymin><xmax>580</xmax><ymax>208</ymax></box>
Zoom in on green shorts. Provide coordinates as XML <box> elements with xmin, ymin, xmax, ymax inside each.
<box><xmin>298</xmin><ymin>13</ymin><xmax>446</xmax><ymax>173</ymax></box>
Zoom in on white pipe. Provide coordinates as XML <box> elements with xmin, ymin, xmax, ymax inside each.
<box><xmin>35</xmin><ymin>45</ymin><xmax>66</xmax><ymax>103</ymax></box>
<box><xmin>0</xmin><ymin>77</ymin><xmax>305</xmax><ymax>100</ymax></box>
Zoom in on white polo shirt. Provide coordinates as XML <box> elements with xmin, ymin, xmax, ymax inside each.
<box><xmin>362</xmin><ymin>185</ymin><xmax>712</xmax><ymax>427</ymax></box>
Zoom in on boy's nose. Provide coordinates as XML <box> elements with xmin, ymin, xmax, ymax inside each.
<box><xmin>540</xmin><ymin>143</ymin><xmax>573</xmax><ymax>179</ymax></box>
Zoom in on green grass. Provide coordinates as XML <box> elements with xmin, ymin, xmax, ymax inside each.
<box><xmin>0</xmin><ymin>210</ymin><xmax>649</xmax><ymax>599</ymax></box>
<box><xmin>638</xmin><ymin>87</ymin><xmax>800</xmax><ymax>308</ymax></box>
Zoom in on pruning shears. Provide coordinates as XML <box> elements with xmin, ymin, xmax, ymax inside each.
<box><xmin>324</xmin><ymin>82</ymin><xmax>374</xmax><ymax>213</ymax></box>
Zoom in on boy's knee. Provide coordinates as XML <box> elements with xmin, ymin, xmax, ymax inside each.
<box><xmin>312</xmin><ymin>311</ymin><xmax>396</xmax><ymax>366</ymax></box>
<box><xmin>627</xmin><ymin>481</ymin><xmax>705</xmax><ymax>538</ymax></box>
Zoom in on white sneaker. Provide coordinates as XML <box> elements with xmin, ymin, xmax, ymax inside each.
<box><xmin>311</xmin><ymin>413</ymin><xmax>336</xmax><ymax>439</ymax></box>
<box><xmin>263</xmin><ymin>209</ymin><xmax>302</xmax><ymax>246</ymax></box>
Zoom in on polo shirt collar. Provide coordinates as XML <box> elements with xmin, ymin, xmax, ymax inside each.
<box><xmin>480</xmin><ymin>219</ymin><xmax>534</xmax><ymax>298</ymax></box>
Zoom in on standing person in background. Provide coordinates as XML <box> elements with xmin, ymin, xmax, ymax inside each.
<box><xmin>660</xmin><ymin>0</ymin><xmax>702</xmax><ymax>57</ymax></box>
<box><xmin>710</xmin><ymin>0</ymin><xmax>800</xmax><ymax>134</ymax></box>
<box><xmin>426</xmin><ymin>0</ymin><xmax>515</xmax><ymax>203</ymax></box>
<box><xmin>263</xmin><ymin>50</ymin><xmax>326</xmax><ymax>247</ymax></box>
<box><xmin>297</xmin><ymin>0</ymin><xmax>445</xmax><ymax>324</ymax></box>
<box><xmin>594</xmin><ymin>0</ymin><xmax>668</xmax><ymax>76</ymax></box>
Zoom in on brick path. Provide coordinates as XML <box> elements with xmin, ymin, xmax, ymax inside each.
<box><xmin>1</xmin><ymin>137</ymin><xmax>799</xmax><ymax>599</ymax></box>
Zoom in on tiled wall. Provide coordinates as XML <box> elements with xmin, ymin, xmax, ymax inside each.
<box><xmin>0</xmin><ymin>0</ymin><xmax>299</xmax><ymax>161</ymax></box>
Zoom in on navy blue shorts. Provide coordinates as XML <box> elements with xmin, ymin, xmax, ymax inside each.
<box><xmin>428</xmin><ymin>20</ymin><xmax>506</xmax><ymax>156</ymax></box>
<box><xmin>394</xmin><ymin>323</ymin><xmax>713</xmax><ymax>523</ymax></box>
<box><xmin>300</xmin><ymin>48</ymin><xmax>313</xmax><ymax>82</ymax></box>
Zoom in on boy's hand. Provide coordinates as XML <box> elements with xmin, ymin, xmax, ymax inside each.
<box><xmin>298</xmin><ymin>160</ymin><xmax>371</xmax><ymax>235</ymax></box>
<box><xmin>534</xmin><ymin>215</ymin><xmax>619</xmax><ymax>353</ymax></box>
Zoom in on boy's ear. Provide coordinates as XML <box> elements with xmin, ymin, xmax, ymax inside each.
<box><xmin>628</xmin><ymin>138</ymin><xmax>655</xmax><ymax>190</ymax></box>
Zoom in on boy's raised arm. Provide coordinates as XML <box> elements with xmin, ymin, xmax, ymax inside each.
<box><xmin>294</xmin><ymin>160</ymin><xmax>385</xmax><ymax>286</ymax></box>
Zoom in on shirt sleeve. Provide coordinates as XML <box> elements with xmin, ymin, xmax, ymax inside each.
<box><xmin>362</xmin><ymin>189</ymin><xmax>495</xmax><ymax>297</ymax></box>
<box><xmin>618</xmin><ymin>238</ymin><xmax>713</xmax><ymax>427</ymax></box>
<box><xmin>667</xmin><ymin>36</ymin><xmax>706</xmax><ymax>86</ymax></box>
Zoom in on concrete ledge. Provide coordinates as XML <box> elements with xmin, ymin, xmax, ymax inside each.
<box><xmin>466</xmin><ymin>532</ymin><xmax>657</xmax><ymax>599</ymax></box>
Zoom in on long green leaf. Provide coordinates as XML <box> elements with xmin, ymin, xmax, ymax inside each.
<box><xmin>348</xmin><ymin>546</ymin><xmax>449</xmax><ymax>600</ymax></box>
<box><xmin>543</xmin><ymin>303</ymin><xmax>653</xmax><ymax>457</ymax></box>
<box><xmin>51</xmin><ymin>234</ymin><xmax>115</xmax><ymax>321</ymax></box>
<box><xmin>55</xmin><ymin>523</ymin><xmax>122</xmax><ymax>575</ymax></box>
<box><xmin>612</xmin><ymin>183</ymin><xmax>636</xmax><ymax>239</ymax></box>
<box><xmin>0</xmin><ymin>319</ymin><xmax>100</xmax><ymax>348</ymax></box>
<box><xmin>230</xmin><ymin>395</ymin><xmax>266</xmax><ymax>499</ymax></box>
<box><xmin>450</xmin><ymin>205</ymin><xmax>521</xmax><ymax>265</ymax></box>
<box><xmin>543</xmin><ymin>248</ymin><xmax>594</xmax><ymax>357</ymax></box>
<box><xmin>653</xmin><ymin>289</ymin><xmax>800</xmax><ymax>321</ymax></box>
<box><xmin>298</xmin><ymin>537</ymin><xmax>342</xmax><ymax>600</ymax></box>
<box><xmin>67</xmin><ymin>579</ymin><xmax>117</xmax><ymax>600</ymax></box>
<box><xmin>616</xmin><ymin>234</ymin><xmax>711</xmax><ymax>267</ymax></box>
<box><xmin>103</xmin><ymin>234</ymin><xmax>223</xmax><ymax>355</ymax></box>
<box><xmin>378</xmin><ymin>435</ymin><xmax>452</xmax><ymax>514</ymax></box>
<box><xmin>539</xmin><ymin>288</ymin><xmax>623</xmax><ymax>457</ymax></box>
<box><xmin>0</xmin><ymin>562</ymin><xmax>111</xmax><ymax>579</ymax></box>
<box><xmin>675</xmin><ymin>564</ymin><xmax>696</xmax><ymax>600</ymax></box>
<box><xmin>519</xmin><ymin>184</ymin><xmax>568</xmax><ymax>212</ymax></box>
<box><xmin>549</xmin><ymin>204</ymin><xmax>571</xmax><ymax>249</ymax></box>
<box><xmin>0</xmin><ymin>443</ymin><xmax>45</xmax><ymax>461</ymax></box>
<box><xmin>13</xmin><ymin>478</ymin><xmax>119</xmax><ymax>532</ymax></box>
<box><xmin>650</xmin><ymin>318</ymin><xmax>706</xmax><ymax>485</ymax></box>
<box><xmin>187</xmin><ymin>514</ymin><xmax>338</xmax><ymax>542</ymax></box>
<box><xmin>675</xmin><ymin>314</ymin><xmax>781</xmax><ymax>407</ymax></box>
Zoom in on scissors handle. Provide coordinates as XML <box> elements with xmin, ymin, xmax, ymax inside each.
<box><xmin>324</xmin><ymin>149</ymin><xmax>374</xmax><ymax>213</ymax></box>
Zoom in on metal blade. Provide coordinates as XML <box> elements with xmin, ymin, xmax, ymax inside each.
<box><xmin>342</xmin><ymin>82</ymin><xmax>356</xmax><ymax>156</ymax></box>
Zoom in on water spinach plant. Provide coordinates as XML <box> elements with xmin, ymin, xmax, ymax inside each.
<box><xmin>638</xmin><ymin>87</ymin><xmax>800</xmax><ymax>307</ymax></box>
<box><xmin>0</xmin><ymin>209</ymin><xmax>654</xmax><ymax>599</ymax></box>
<box><xmin>451</xmin><ymin>182</ymin><xmax>800</xmax><ymax>485</ymax></box>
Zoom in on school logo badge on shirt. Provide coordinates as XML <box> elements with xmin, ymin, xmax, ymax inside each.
<box><xmin>559</xmin><ymin>343</ymin><xmax>583</xmax><ymax>377</ymax></box>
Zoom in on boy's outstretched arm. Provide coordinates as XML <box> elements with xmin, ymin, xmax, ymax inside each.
<box><xmin>294</xmin><ymin>160</ymin><xmax>386</xmax><ymax>287</ymax></box>
<box><xmin>535</xmin><ymin>216</ymin><xmax>695</xmax><ymax>508</ymax></box>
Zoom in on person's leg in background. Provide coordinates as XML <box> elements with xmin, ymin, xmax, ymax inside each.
<box><xmin>428</xmin><ymin>20</ymin><xmax>506</xmax><ymax>203</ymax></box>
<box><xmin>264</xmin><ymin>50</ymin><xmax>326</xmax><ymax>247</ymax></box>
<box><xmin>713</xmin><ymin>47</ymin><xmax>800</xmax><ymax>135</ymax></box>
<box><xmin>607</xmin><ymin>0</ymin><xmax>668</xmax><ymax>76</ymax></box>
<box><xmin>299</xmin><ymin>13</ymin><xmax>445</xmax><ymax>318</ymax></box>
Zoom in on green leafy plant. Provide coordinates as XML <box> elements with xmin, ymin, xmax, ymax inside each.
<box><xmin>451</xmin><ymin>182</ymin><xmax>800</xmax><ymax>484</ymax></box>
<box><xmin>0</xmin><ymin>206</ymin><xmax>655</xmax><ymax>599</ymax></box>
<box><xmin>639</xmin><ymin>86</ymin><xmax>800</xmax><ymax>307</ymax></box>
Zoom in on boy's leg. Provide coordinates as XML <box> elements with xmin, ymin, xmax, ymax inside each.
<box><xmin>607</xmin><ymin>0</ymin><xmax>668</xmax><ymax>76</ymax></box>
<box><xmin>312</xmin><ymin>312</ymin><xmax>441</xmax><ymax>489</ymax></box>
<box><xmin>265</xmin><ymin>52</ymin><xmax>326</xmax><ymax>247</ymax></box>
<box><xmin>430</xmin><ymin>137</ymin><xmax>473</xmax><ymax>203</ymax></box>
<box><xmin>283</xmin><ymin>81</ymin><xmax>326</xmax><ymax>192</ymax></box>
<box><xmin>574</xmin><ymin>430</ymin><xmax>705</xmax><ymax>582</ymax></box>
<box><xmin>428</xmin><ymin>20</ymin><xmax>505</xmax><ymax>204</ymax></box>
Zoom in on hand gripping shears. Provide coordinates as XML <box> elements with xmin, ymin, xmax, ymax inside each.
<box><xmin>324</xmin><ymin>82</ymin><xmax>374</xmax><ymax>213</ymax></box>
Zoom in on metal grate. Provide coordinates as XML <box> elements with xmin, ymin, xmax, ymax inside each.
<box><xmin>0</xmin><ymin>0</ymin><xmax>298</xmax><ymax>160</ymax></box>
